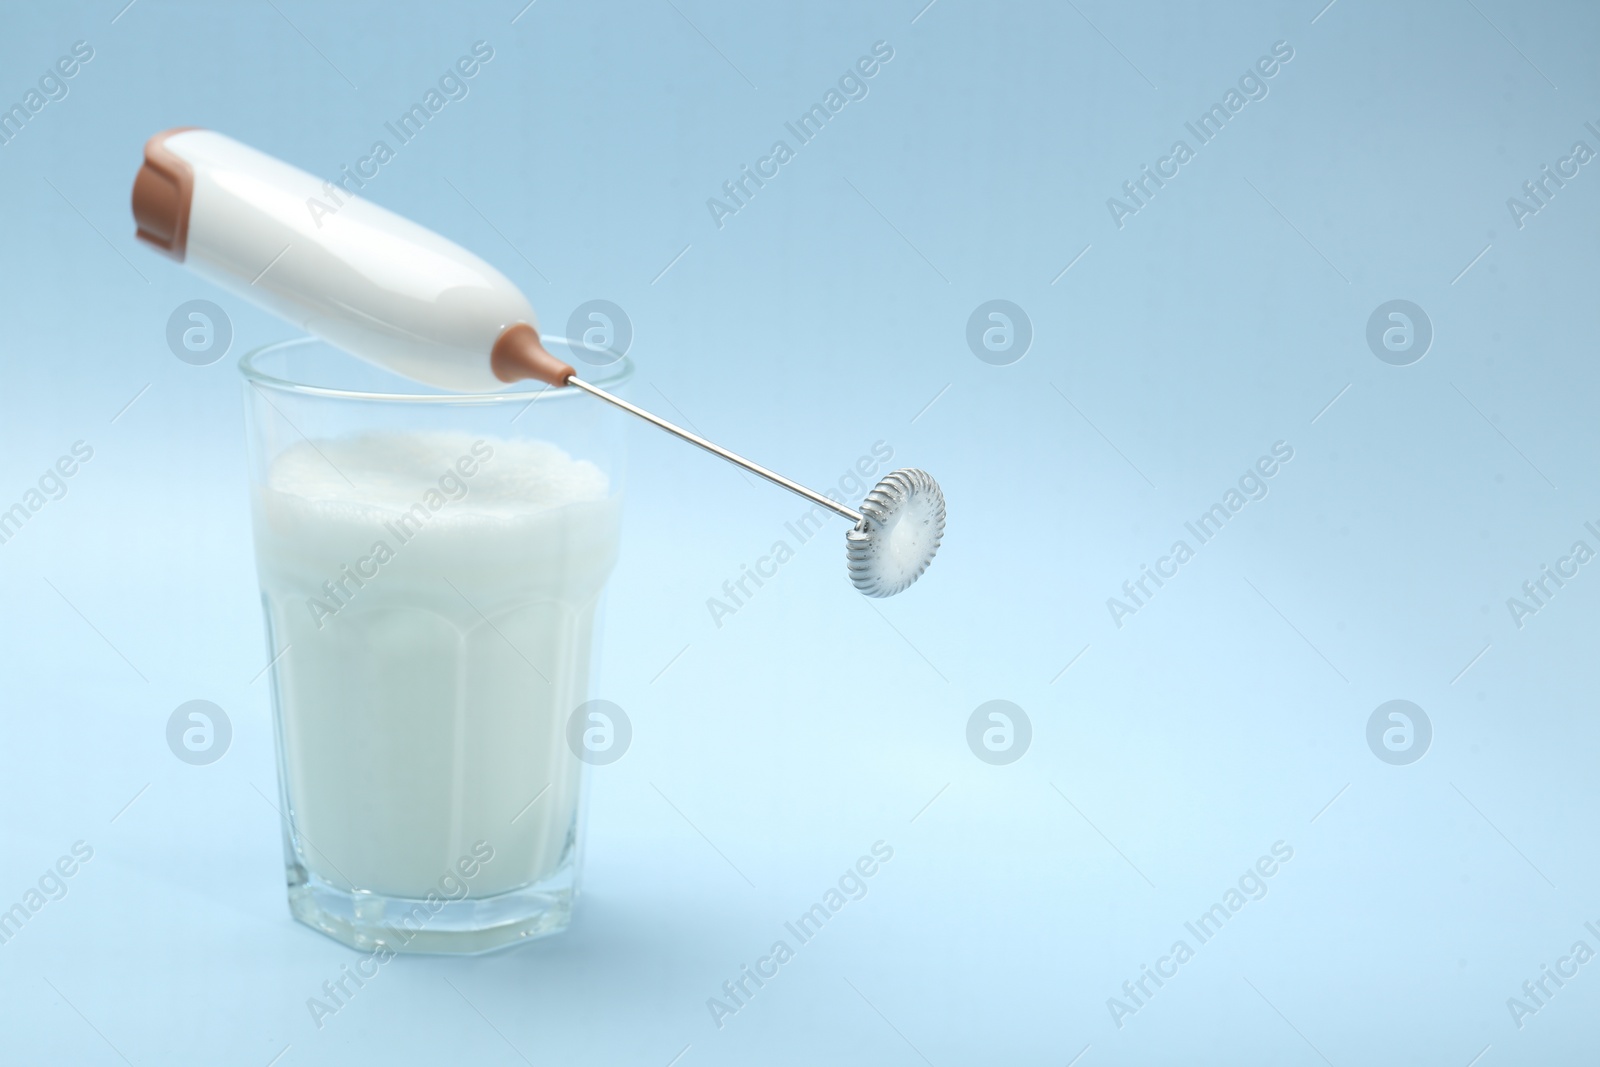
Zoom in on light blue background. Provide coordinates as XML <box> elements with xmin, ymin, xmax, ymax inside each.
<box><xmin>2</xmin><ymin>0</ymin><xmax>1598</xmax><ymax>1063</ymax></box>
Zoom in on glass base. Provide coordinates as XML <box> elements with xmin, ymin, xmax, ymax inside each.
<box><xmin>286</xmin><ymin>863</ymin><xmax>576</xmax><ymax>955</ymax></box>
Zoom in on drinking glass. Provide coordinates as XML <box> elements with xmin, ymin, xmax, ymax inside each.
<box><xmin>239</xmin><ymin>336</ymin><xmax>629</xmax><ymax>954</ymax></box>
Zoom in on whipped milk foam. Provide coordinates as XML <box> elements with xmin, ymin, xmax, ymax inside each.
<box><xmin>253</xmin><ymin>431</ymin><xmax>619</xmax><ymax>898</ymax></box>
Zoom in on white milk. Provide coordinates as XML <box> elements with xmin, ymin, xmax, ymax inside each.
<box><xmin>252</xmin><ymin>431</ymin><xmax>619</xmax><ymax>899</ymax></box>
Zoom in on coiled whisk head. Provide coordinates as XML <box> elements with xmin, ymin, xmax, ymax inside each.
<box><xmin>845</xmin><ymin>468</ymin><xmax>945</xmax><ymax>597</ymax></box>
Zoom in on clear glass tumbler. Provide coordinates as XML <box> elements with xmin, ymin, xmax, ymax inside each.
<box><xmin>240</xmin><ymin>337</ymin><xmax>629</xmax><ymax>954</ymax></box>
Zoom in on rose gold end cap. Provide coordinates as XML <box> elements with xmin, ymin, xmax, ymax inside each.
<box><xmin>491</xmin><ymin>323</ymin><xmax>575</xmax><ymax>388</ymax></box>
<box><xmin>132</xmin><ymin>126</ymin><xmax>200</xmax><ymax>260</ymax></box>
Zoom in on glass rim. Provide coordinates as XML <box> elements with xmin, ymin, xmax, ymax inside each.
<box><xmin>238</xmin><ymin>335</ymin><xmax>634</xmax><ymax>405</ymax></box>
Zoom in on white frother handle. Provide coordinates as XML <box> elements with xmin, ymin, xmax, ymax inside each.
<box><xmin>131</xmin><ymin>127</ymin><xmax>572</xmax><ymax>391</ymax></box>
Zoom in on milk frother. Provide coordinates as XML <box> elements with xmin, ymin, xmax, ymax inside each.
<box><xmin>132</xmin><ymin>127</ymin><xmax>943</xmax><ymax>596</ymax></box>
